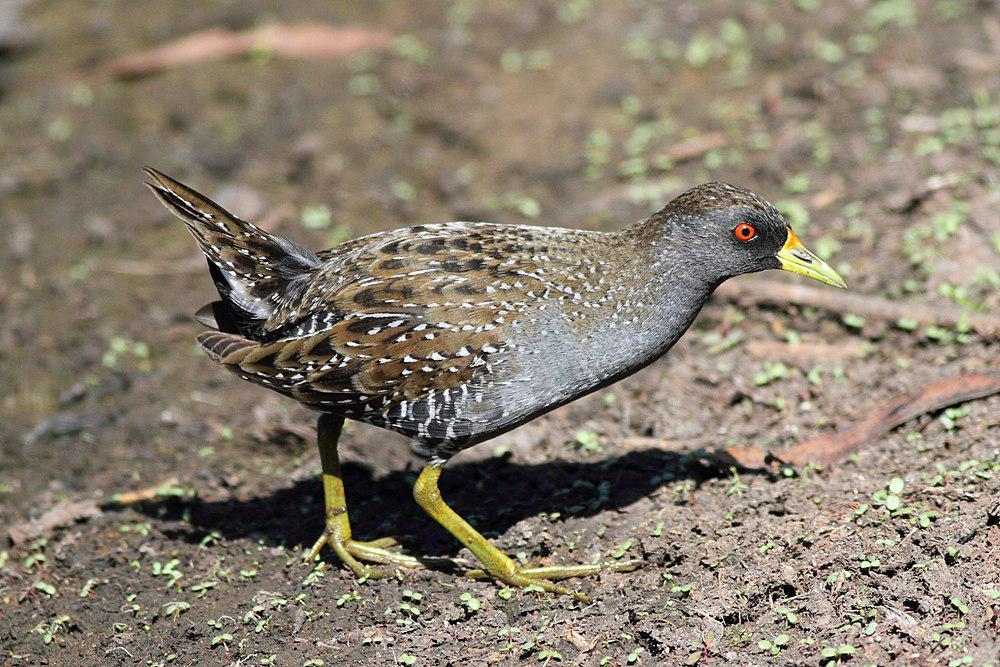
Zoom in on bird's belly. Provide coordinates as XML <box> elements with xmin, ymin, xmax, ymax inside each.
<box><xmin>355</xmin><ymin>318</ymin><xmax>693</xmax><ymax>460</ymax></box>
<box><xmin>345</xmin><ymin>289</ymin><xmax>708</xmax><ymax>460</ymax></box>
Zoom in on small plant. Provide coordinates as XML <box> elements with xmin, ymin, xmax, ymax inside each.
<box><xmin>190</xmin><ymin>580</ymin><xmax>217</xmax><ymax>598</ymax></box>
<box><xmin>670</xmin><ymin>582</ymin><xmax>693</xmax><ymax>597</ymax></box>
<box><xmin>572</xmin><ymin>428</ymin><xmax>603</xmax><ymax>454</ymax></box>
<box><xmin>841</xmin><ymin>313</ymin><xmax>865</xmax><ymax>329</ymax></box>
<box><xmin>613</xmin><ymin>540</ymin><xmax>634</xmax><ymax>559</ymax></box>
<box><xmin>939</xmin><ymin>406</ymin><xmax>970</xmax><ymax>430</ymax></box>
<box><xmin>859</xmin><ymin>555</ymin><xmax>881</xmax><ymax>573</ymax></box>
<box><xmin>537</xmin><ymin>648</ymin><xmax>563</xmax><ymax>662</ymax></box>
<box><xmin>871</xmin><ymin>476</ymin><xmax>905</xmax><ymax>513</ymax></box>
<box><xmin>336</xmin><ymin>590</ymin><xmax>360</xmax><ymax>608</ymax></box>
<box><xmin>78</xmin><ymin>579</ymin><xmax>98</xmax><ymax>598</ymax></box>
<box><xmin>118</xmin><ymin>522</ymin><xmax>152</xmax><ymax>536</ymax></box>
<box><xmin>302</xmin><ymin>562</ymin><xmax>327</xmax><ymax>587</ymax></box>
<box><xmin>758</xmin><ymin>634</ymin><xmax>790</xmax><ymax>656</ymax></box>
<box><xmin>151</xmin><ymin>558</ymin><xmax>183</xmax><ymax>588</ymax></box>
<box><xmin>726</xmin><ymin>467</ymin><xmax>748</xmax><ymax>497</ymax></box>
<box><xmin>23</xmin><ymin>539</ymin><xmax>47</xmax><ymax>571</ymax></box>
<box><xmin>198</xmin><ymin>530</ymin><xmax>222</xmax><ymax>549</ymax></box>
<box><xmin>776</xmin><ymin>606</ymin><xmax>799</xmax><ymax>626</ymax></box>
<box><xmin>670</xmin><ymin>480</ymin><xmax>694</xmax><ymax>503</ymax></box>
<box><xmin>501</xmin><ymin>191</ymin><xmax>542</xmax><ymax>218</ymax></box>
<box><xmin>300</xmin><ymin>204</ymin><xmax>332</xmax><ymax>229</ymax></box>
<box><xmin>459</xmin><ymin>592</ymin><xmax>481</xmax><ymax>613</ymax></box>
<box><xmin>886</xmin><ymin>476</ymin><xmax>904</xmax><ymax>511</ymax></box>
<box><xmin>753</xmin><ymin>361</ymin><xmax>788</xmax><ymax>386</ymax></box>
<box><xmin>397</xmin><ymin>589</ymin><xmax>424</xmax><ymax>625</ymax></box>
<box><xmin>819</xmin><ymin>644</ymin><xmax>855</xmax><ymax>664</ymax></box>
<box><xmin>33</xmin><ymin>615</ymin><xmax>71</xmax><ymax>644</ymax></box>
<box><xmin>914</xmin><ymin>509</ymin><xmax>940</xmax><ymax>528</ymax></box>
<box><xmin>34</xmin><ymin>581</ymin><xmax>57</xmax><ymax>597</ymax></box>
<box><xmin>162</xmin><ymin>601</ymin><xmax>190</xmax><ymax>620</ymax></box>
<box><xmin>101</xmin><ymin>336</ymin><xmax>152</xmax><ymax>371</ymax></box>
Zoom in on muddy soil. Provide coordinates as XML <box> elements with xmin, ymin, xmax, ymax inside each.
<box><xmin>1</xmin><ymin>1</ymin><xmax>997</xmax><ymax>665</ymax></box>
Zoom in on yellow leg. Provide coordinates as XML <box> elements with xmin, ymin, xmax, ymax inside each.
<box><xmin>413</xmin><ymin>465</ymin><xmax>642</xmax><ymax>602</ymax></box>
<box><xmin>305</xmin><ymin>414</ymin><xmax>423</xmax><ymax>577</ymax></box>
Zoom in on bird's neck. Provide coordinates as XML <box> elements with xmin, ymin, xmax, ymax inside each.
<box><xmin>609</xmin><ymin>219</ymin><xmax>721</xmax><ymax>314</ymax></box>
<box><xmin>569</xmin><ymin>230</ymin><xmax>716</xmax><ymax>383</ymax></box>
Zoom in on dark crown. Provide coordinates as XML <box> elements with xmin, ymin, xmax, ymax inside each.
<box><xmin>661</xmin><ymin>182</ymin><xmax>778</xmax><ymax>217</ymax></box>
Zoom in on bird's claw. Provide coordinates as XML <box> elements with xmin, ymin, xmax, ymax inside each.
<box><xmin>466</xmin><ymin>559</ymin><xmax>646</xmax><ymax>602</ymax></box>
<box><xmin>306</xmin><ymin>529</ymin><xmax>424</xmax><ymax>579</ymax></box>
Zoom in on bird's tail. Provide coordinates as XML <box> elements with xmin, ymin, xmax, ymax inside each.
<box><xmin>144</xmin><ymin>167</ymin><xmax>319</xmax><ymax>339</ymax></box>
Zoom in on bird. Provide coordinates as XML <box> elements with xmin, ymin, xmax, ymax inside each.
<box><xmin>144</xmin><ymin>167</ymin><xmax>845</xmax><ymax>600</ymax></box>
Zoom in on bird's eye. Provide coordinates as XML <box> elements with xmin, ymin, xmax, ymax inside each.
<box><xmin>734</xmin><ymin>223</ymin><xmax>756</xmax><ymax>242</ymax></box>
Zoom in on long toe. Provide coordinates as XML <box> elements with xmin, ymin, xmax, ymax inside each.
<box><xmin>345</xmin><ymin>541</ymin><xmax>425</xmax><ymax>570</ymax></box>
<box><xmin>605</xmin><ymin>559</ymin><xmax>645</xmax><ymax>573</ymax></box>
<box><xmin>305</xmin><ymin>530</ymin><xmax>412</xmax><ymax>578</ymax></box>
<box><xmin>355</xmin><ymin>536</ymin><xmax>401</xmax><ymax>549</ymax></box>
<box><xmin>467</xmin><ymin>558</ymin><xmax>645</xmax><ymax>583</ymax></box>
<box><xmin>305</xmin><ymin>528</ymin><xmax>336</xmax><ymax>562</ymax></box>
<box><xmin>503</xmin><ymin>572</ymin><xmax>591</xmax><ymax>603</ymax></box>
<box><xmin>536</xmin><ymin>558</ymin><xmax>646</xmax><ymax>578</ymax></box>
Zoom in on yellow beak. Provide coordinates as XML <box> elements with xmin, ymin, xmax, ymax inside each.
<box><xmin>775</xmin><ymin>229</ymin><xmax>847</xmax><ymax>288</ymax></box>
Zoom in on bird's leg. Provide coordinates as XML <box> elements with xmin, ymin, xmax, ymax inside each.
<box><xmin>413</xmin><ymin>465</ymin><xmax>641</xmax><ymax>602</ymax></box>
<box><xmin>305</xmin><ymin>414</ymin><xmax>423</xmax><ymax>576</ymax></box>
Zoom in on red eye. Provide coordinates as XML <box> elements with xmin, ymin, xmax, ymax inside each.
<box><xmin>734</xmin><ymin>223</ymin><xmax>756</xmax><ymax>241</ymax></box>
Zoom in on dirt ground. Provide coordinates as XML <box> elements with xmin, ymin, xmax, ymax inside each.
<box><xmin>1</xmin><ymin>1</ymin><xmax>998</xmax><ymax>665</ymax></box>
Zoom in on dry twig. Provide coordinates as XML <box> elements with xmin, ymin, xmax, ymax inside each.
<box><xmin>112</xmin><ymin>477</ymin><xmax>180</xmax><ymax>505</ymax></box>
<box><xmin>94</xmin><ymin>23</ymin><xmax>393</xmax><ymax>77</ymax></box>
<box><xmin>7</xmin><ymin>499</ymin><xmax>101</xmax><ymax>545</ymax></box>
<box><xmin>662</xmin><ymin>132</ymin><xmax>727</xmax><ymax>163</ymax></box>
<box><xmin>721</xmin><ymin>373</ymin><xmax>1000</xmax><ymax>470</ymax></box>
<box><xmin>715</xmin><ymin>278</ymin><xmax>1000</xmax><ymax>338</ymax></box>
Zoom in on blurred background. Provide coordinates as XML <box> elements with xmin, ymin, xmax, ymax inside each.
<box><xmin>0</xmin><ymin>1</ymin><xmax>997</xmax><ymax>663</ymax></box>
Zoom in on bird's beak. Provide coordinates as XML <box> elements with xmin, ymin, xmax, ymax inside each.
<box><xmin>775</xmin><ymin>229</ymin><xmax>847</xmax><ymax>288</ymax></box>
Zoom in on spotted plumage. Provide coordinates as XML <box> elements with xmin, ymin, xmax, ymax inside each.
<box><xmin>146</xmin><ymin>168</ymin><xmax>837</xmax><ymax>463</ymax></box>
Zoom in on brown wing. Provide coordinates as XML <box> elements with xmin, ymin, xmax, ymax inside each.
<box><xmin>198</xmin><ymin>223</ymin><xmax>584</xmax><ymax>415</ymax></box>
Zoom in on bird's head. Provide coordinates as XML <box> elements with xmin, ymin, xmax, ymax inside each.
<box><xmin>649</xmin><ymin>182</ymin><xmax>846</xmax><ymax>289</ymax></box>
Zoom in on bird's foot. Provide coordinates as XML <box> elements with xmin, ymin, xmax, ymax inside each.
<box><xmin>467</xmin><ymin>559</ymin><xmax>645</xmax><ymax>603</ymax></box>
<box><xmin>305</xmin><ymin>528</ymin><xmax>424</xmax><ymax>579</ymax></box>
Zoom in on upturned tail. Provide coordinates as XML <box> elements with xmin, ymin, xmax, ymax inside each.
<box><xmin>144</xmin><ymin>167</ymin><xmax>320</xmax><ymax>341</ymax></box>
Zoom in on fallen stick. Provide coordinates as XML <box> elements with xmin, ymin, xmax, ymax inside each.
<box><xmin>663</xmin><ymin>132</ymin><xmax>727</xmax><ymax>163</ymax></box>
<box><xmin>744</xmin><ymin>339</ymin><xmax>872</xmax><ymax>362</ymax></box>
<box><xmin>111</xmin><ymin>477</ymin><xmax>180</xmax><ymax>505</ymax></box>
<box><xmin>715</xmin><ymin>278</ymin><xmax>1000</xmax><ymax>339</ymax></box>
<box><xmin>721</xmin><ymin>373</ymin><xmax>1000</xmax><ymax>470</ymax></box>
<box><xmin>7</xmin><ymin>499</ymin><xmax>101</xmax><ymax>545</ymax></box>
<box><xmin>93</xmin><ymin>23</ymin><xmax>393</xmax><ymax>78</ymax></box>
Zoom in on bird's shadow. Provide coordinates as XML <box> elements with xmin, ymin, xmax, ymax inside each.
<box><xmin>126</xmin><ymin>448</ymin><xmax>727</xmax><ymax>558</ymax></box>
